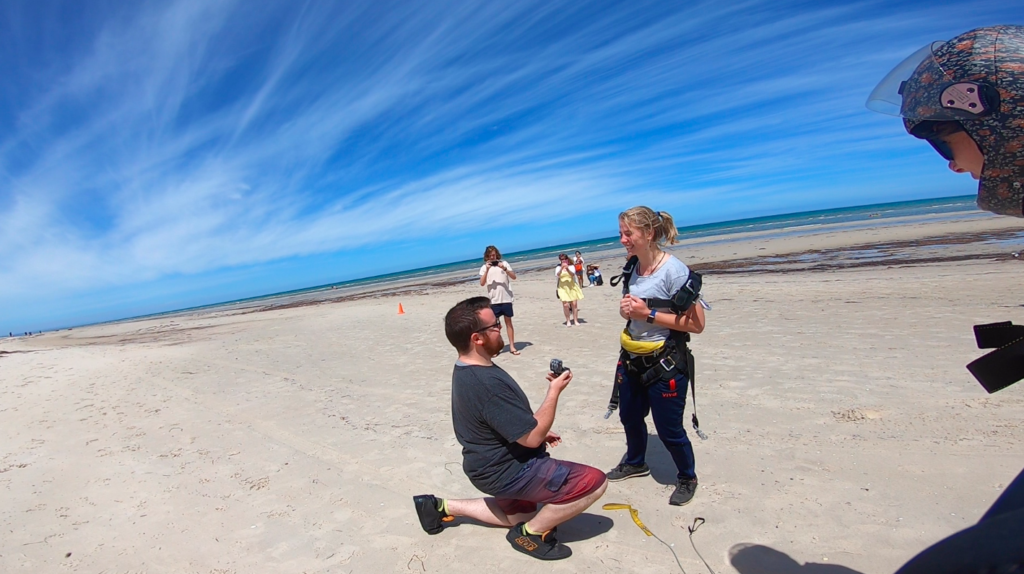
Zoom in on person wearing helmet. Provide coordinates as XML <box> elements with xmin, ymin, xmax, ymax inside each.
<box><xmin>867</xmin><ymin>26</ymin><xmax>1024</xmax><ymax>574</ymax></box>
<box><xmin>867</xmin><ymin>25</ymin><xmax>1024</xmax><ymax>217</ymax></box>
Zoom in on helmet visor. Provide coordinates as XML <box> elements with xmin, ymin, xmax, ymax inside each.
<box><xmin>867</xmin><ymin>40</ymin><xmax>1000</xmax><ymax>121</ymax></box>
<box><xmin>866</xmin><ymin>42</ymin><xmax>941</xmax><ymax>116</ymax></box>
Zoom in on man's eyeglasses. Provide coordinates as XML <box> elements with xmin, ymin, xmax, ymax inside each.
<box><xmin>927</xmin><ymin>137</ymin><xmax>955</xmax><ymax>161</ymax></box>
<box><xmin>474</xmin><ymin>321</ymin><xmax>502</xmax><ymax>334</ymax></box>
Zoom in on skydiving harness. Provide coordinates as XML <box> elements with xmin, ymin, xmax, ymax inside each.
<box><xmin>605</xmin><ymin>255</ymin><xmax>709</xmax><ymax>440</ymax></box>
<box><xmin>968</xmin><ymin>321</ymin><xmax>1024</xmax><ymax>394</ymax></box>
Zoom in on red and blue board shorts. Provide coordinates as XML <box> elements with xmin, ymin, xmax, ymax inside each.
<box><xmin>491</xmin><ymin>456</ymin><xmax>606</xmax><ymax>516</ymax></box>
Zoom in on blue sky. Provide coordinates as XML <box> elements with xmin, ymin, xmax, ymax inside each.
<box><xmin>0</xmin><ymin>0</ymin><xmax>1017</xmax><ymax>333</ymax></box>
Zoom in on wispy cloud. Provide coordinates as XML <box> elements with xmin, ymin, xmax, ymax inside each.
<box><xmin>0</xmin><ymin>0</ymin><xmax>1015</xmax><ymax>329</ymax></box>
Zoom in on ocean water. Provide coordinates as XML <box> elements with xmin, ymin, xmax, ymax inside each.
<box><xmin>498</xmin><ymin>194</ymin><xmax>983</xmax><ymax>263</ymax></box>
<box><xmin>130</xmin><ymin>194</ymin><xmax>982</xmax><ymax>319</ymax></box>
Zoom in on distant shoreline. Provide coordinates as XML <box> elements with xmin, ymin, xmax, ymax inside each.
<box><xmin>118</xmin><ymin>209</ymin><xmax>1023</xmax><ymax>322</ymax></box>
<box><xmin>27</xmin><ymin>195</ymin><xmax>995</xmax><ymax>332</ymax></box>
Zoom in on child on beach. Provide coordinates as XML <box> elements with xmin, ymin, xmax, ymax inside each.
<box><xmin>573</xmin><ymin>251</ymin><xmax>585</xmax><ymax>287</ymax></box>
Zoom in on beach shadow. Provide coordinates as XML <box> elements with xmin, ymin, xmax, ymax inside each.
<box><xmin>440</xmin><ymin>513</ymin><xmax>613</xmax><ymax>542</ymax></box>
<box><xmin>502</xmin><ymin>341</ymin><xmax>534</xmax><ymax>355</ymax></box>
<box><xmin>645</xmin><ymin>434</ymin><xmax>678</xmax><ymax>486</ymax></box>
<box><xmin>556</xmin><ymin>512</ymin><xmax>614</xmax><ymax>542</ymax></box>
<box><xmin>729</xmin><ymin>544</ymin><xmax>864</xmax><ymax>574</ymax></box>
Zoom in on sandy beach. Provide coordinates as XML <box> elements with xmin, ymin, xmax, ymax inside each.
<box><xmin>3</xmin><ymin>215</ymin><xmax>1024</xmax><ymax>573</ymax></box>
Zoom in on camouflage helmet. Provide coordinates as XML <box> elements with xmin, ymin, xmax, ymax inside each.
<box><xmin>867</xmin><ymin>26</ymin><xmax>1024</xmax><ymax>217</ymax></box>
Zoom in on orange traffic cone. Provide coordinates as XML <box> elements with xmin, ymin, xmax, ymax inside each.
<box><xmin>398</xmin><ymin>303</ymin><xmax>405</xmax><ymax>315</ymax></box>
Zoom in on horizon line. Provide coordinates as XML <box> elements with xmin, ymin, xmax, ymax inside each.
<box><xmin>30</xmin><ymin>192</ymin><xmax>976</xmax><ymax>334</ymax></box>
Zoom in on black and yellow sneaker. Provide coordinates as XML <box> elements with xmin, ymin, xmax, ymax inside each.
<box><xmin>412</xmin><ymin>494</ymin><xmax>450</xmax><ymax>535</ymax></box>
<box><xmin>506</xmin><ymin>522</ymin><xmax>572</xmax><ymax>560</ymax></box>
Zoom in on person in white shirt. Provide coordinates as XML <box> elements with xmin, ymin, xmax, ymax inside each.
<box><xmin>480</xmin><ymin>245</ymin><xmax>520</xmax><ymax>355</ymax></box>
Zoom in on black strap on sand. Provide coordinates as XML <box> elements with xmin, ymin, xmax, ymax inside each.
<box><xmin>688</xmin><ymin>518</ymin><xmax>716</xmax><ymax>574</ymax></box>
<box><xmin>966</xmin><ymin>321</ymin><xmax>1024</xmax><ymax>394</ymax></box>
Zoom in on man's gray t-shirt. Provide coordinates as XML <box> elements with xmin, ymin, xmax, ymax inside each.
<box><xmin>625</xmin><ymin>255</ymin><xmax>690</xmax><ymax>342</ymax></box>
<box><xmin>451</xmin><ymin>362</ymin><xmax>543</xmax><ymax>494</ymax></box>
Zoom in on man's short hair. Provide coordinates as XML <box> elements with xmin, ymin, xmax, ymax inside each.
<box><xmin>445</xmin><ymin>296</ymin><xmax>491</xmax><ymax>354</ymax></box>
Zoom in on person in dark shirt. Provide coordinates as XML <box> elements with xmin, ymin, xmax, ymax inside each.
<box><xmin>866</xmin><ymin>25</ymin><xmax>1024</xmax><ymax>574</ymax></box>
<box><xmin>412</xmin><ymin>296</ymin><xmax>606</xmax><ymax>561</ymax></box>
<box><xmin>867</xmin><ymin>26</ymin><xmax>1024</xmax><ymax>218</ymax></box>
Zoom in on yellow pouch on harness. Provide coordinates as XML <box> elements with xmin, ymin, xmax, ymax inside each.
<box><xmin>620</xmin><ymin>328</ymin><xmax>665</xmax><ymax>356</ymax></box>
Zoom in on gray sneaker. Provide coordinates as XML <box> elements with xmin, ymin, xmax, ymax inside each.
<box><xmin>669</xmin><ymin>478</ymin><xmax>698</xmax><ymax>506</ymax></box>
<box><xmin>606</xmin><ymin>463</ymin><xmax>651</xmax><ymax>482</ymax></box>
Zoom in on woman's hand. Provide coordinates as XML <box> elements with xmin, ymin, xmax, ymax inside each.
<box><xmin>619</xmin><ymin>295</ymin><xmax>633</xmax><ymax>319</ymax></box>
<box><xmin>623</xmin><ymin>294</ymin><xmax>650</xmax><ymax>321</ymax></box>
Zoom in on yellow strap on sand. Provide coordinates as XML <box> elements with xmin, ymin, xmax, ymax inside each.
<box><xmin>602</xmin><ymin>503</ymin><xmax>653</xmax><ymax>537</ymax></box>
<box><xmin>620</xmin><ymin>329</ymin><xmax>665</xmax><ymax>356</ymax></box>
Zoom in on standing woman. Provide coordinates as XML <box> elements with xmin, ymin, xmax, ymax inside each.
<box><xmin>555</xmin><ymin>254</ymin><xmax>584</xmax><ymax>327</ymax></box>
<box><xmin>480</xmin><ymin>246</ymin><xmax>520</xmax><ymax>355</ymax></box>
<box><xmin>573</xmin><ymin>251</ymin><xmax>586</xmax><ymax>287</ymax></box>
<box><xmin>606</xmin><ymin>206</ymin><xmax>705</xmax><ymax>506</ymax></box>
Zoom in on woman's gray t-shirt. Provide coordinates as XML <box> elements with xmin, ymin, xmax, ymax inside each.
<box><xmin>624</xmin><ymin>255</ymin><xmax>690</xmax><ymax>343</ymax></box>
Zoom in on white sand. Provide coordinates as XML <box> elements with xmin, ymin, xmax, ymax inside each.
<box><xmin>2</xmin><ymin>216</ymin><xmax>1023</xmax><ymax>573</ymax></box>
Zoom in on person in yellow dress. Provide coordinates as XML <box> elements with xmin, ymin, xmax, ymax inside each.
<box><xmin>555</xmin><ymin>254</ymin><xmax>583</xmax><ymax>327</ymax></box>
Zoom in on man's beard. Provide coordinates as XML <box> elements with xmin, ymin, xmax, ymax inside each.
<box><xmin>485</xmin><ymin>334</ymin><xmax>505</xmax><ymax>357</ymax></box>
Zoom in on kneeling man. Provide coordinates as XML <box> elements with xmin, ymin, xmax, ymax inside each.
<box><xmin>413</xmin><ymin>296</ymin><xmax>607</xmax><ymax>560</ymax></box>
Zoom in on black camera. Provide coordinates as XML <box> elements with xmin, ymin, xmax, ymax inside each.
<box><xmin>489</xmin><ymin>260</ymin><xmax>501</xmax><ymax>266</ymax></box>
<box><xmin>550</xmin><ymin>358</ymin><xmax>569</xmax><ymax>376</ymax></box>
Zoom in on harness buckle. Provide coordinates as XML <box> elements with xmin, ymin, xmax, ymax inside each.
<box><xmin>659</xmin><ymin>355</ymin><xmax>676</xmax><ymax>373</ymax></box>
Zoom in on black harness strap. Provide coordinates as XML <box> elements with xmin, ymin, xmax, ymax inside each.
<box><xmin>606</xmin><ymin>256</ymin><xmax>639</xmax><ymax>418</ymax></box>
<box><xmin>608</xmin><ymin>256</ymin><xmax>638</xmax><ymax>290</ymax></box>
<box><xmin>685</xmin><ymin>342</ymin><xmax>705</xmax><ymax>440</ymax></box>
<box><xmin>967</xmin><ymin>321</ymin><xmax>1024</xmax><ymax>394</ymax></box>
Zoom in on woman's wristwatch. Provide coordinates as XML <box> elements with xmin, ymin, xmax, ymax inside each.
<box><xmin>646</xmin><ymin>309</ymin><xmax>657</xmax><ymax>324</ymax></box>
